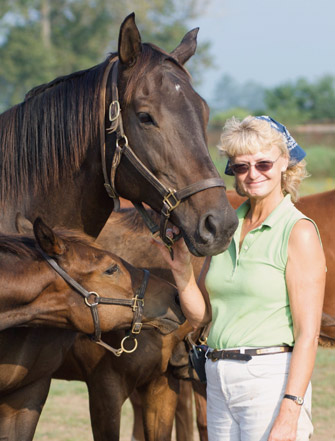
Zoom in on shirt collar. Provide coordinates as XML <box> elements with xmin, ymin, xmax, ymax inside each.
<box><xmin>236</xmin><ymin>194</ymin><xmax>293</xmax><ymax>229</ymax></box>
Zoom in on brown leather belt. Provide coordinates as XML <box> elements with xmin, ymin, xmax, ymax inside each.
<box><xmin>207</xmin><ymin>345</ymin><xmax>293</xmax><ymax>362</ymax></box>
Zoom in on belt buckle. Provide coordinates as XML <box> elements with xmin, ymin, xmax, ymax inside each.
<box><xmin>211</xmin><ymin>350</ymin><xmax>220</xmax><ymax>362</ymax></box>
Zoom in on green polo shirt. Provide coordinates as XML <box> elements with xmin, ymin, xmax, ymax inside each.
<box><xmin>206</xmin><ymin>194</ymin><xmax>318</xmax><ymax>349</ymax></box>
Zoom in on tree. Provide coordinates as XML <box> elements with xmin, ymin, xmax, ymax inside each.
<box><xmin>264</xmin><ymin>76</ymin><xmax>335</xmax><ymax>124</ymax></box>
<box><xmin>0</xmin><ymin>0</ymin><xmax>211</xmax><ymax>111</ymax></box>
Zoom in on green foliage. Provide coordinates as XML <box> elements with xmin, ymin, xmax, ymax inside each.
<box><xmin>304</xmin><ymin>145</ymin><xmax>335</xmax><ymax>178</ymax></box>
<box><xmin>264</xmin><ymin>76</ymin><xmax>335</xmax><ymax>124</ymax></box>
<box><xmin>211</xmin><ymin>73</ymin><xmax>335</xmax><ymax>125</ymax></box>
<box><xmin>0</xmin><ymin>0</ymin><xmax>212</xmax><ymax>111</ymax></box>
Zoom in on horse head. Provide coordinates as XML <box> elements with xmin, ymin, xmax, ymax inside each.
<box><xmin>0</xmin><ymin>13</ymin><xmax>237</xmax><ymax>257</ymax></box>
<box><xmin>0</xmin><ymin>218</ymin><xmax>185</xmax><ymax>342</ymax></box>
<box><xmin>106</xmin><ymin>13</ymin><xmax>238</xmax><ymax>257</ymax></box>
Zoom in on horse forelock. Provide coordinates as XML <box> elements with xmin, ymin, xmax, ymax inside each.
<box><xmin>0</xmin><ymin>57</ymin><xmax>113</xmax><ymax>204</ymax></box>
<box><xmin>123</xmin><ymin>43</ymin><xmax>190</xmax><ymax>106</ymax></box>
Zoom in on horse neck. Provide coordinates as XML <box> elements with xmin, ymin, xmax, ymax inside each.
<box><xmin>0</xmin><ymin>141</ymin><xmax>115</xmax><ymax>237</ymax></box>
<box><xmin>0</xmin><ymin>62</ymin><xmax>116</xmax><ymax>237</ymax></box>
<box><xmin>29</xmin><ymin>156</ymin><xmax>114</xmax><ymax>237</ymax></box>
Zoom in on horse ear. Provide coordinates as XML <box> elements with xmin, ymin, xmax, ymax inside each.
<box><xmin>118</xmin><ymin>12</ymin><xmax>142</xmax><ymax>66</ymax></box>
<box><xmin>15</xmin><ymin>213</ymin><xmax>33</xmax><ymax>234</ymax></box>
<box><xmin>170</xmin><ymin>28</ymin><xmax>199</xmax><ymax>65</ymax></box>
<box><xmin>33</xmin><ymin>217</ymin><xmax>66</xmax><ymax>257</ymax></box>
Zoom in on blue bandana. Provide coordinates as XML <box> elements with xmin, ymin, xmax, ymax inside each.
<box><xmin>224</xmin><ymin>116</ymin><xmax>306</xmax><ymax>176</ymax></box>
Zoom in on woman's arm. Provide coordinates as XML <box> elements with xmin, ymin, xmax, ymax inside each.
<box><xmin>151</xmin><ymin>228</ymin><xmax>212</xmax><ymax>329</ymax></box>
<box><xmin>268</xmin><ymin>219</ymin><xmax>326</xmax><ymax>441</ymax></box>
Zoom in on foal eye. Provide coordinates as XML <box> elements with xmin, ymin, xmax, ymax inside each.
<box><xmin>104</xmin><ymin>264</ymin><xmax>119</xmax><ymax>275</ymax></box>
<box><xmin>138</xmin><ymin>112</ymin><xmax>155</xmax><ymax>125</ymax></box>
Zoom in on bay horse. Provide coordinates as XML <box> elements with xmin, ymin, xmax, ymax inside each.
<box><xmin>0</xmin><ymin>13</ymin><xmax>237</xmax><ymax>440</ymax></box>
<box><xmin>0</xmin><ymin>218</ymin><xmax>185</xmax><ymax>440</ymax></box>
<box><xmin>44</xmin><ymin>207</ymin><xmax>203</xmax><ymax>441</ymax></box>
<box><xmin>0</xmin><ymin>12</ymin><xmax>237</xmax><ymax>256</ymax></box>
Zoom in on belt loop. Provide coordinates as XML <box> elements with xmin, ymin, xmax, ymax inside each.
<box><xmin>240</xmin><ymin>348</ymin><xmax>245</xmax><ymax>354</ymax></box>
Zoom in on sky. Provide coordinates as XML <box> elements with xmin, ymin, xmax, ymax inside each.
<box><xmin>188</xmin><ymin>0</ymin><xmax>335</xmax><ymax>101</ymax></box>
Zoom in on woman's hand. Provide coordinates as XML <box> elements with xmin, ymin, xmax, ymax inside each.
<box><xmin>151</xmin><ymin>227</ymin><xmax>210</xmax><ymax>328</ymax></box>
<box><xmin>268</xmin><ymin>400</ymin><xmax>300</xmax><ymax>441</ymax></box>
<box><xmin>150</xmin><ymin>226</ymin><xmax>192</xmax><ymax>285</ymax></box>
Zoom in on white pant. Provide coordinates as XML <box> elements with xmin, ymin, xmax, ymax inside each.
<box><xmin>205</xmin><ymin>352</ymin><xmax>313</xmax><ymax>441</ymax></box>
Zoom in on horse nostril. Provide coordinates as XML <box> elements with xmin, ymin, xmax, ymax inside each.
<box><xmin>175</xmin><ymin>294</ymin><xmax>180</xmax><ymax>306</ymax></box>
<box><xmin>199</xmin><ymin>212</ymin><xmax>218</xmax><ymax>243</ymax></box>
<box><xmin>205</xmin><ymin>214</ymin><xmax>217</xmax><ymax>237</ymax></box>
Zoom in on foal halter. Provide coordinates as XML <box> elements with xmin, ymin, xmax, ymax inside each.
<box><xmin>100</xmin><ymin>58</ymin><xmax>227</xmax><ymax>257</ymax></box>
<box><xmin>39</xmin><ymin>247</ymin><xmax>149</xmax><ymax>356</ymax></box>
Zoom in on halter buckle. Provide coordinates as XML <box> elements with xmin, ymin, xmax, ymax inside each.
<box><xmin>163</xmin><ymin>189</ymin><xmax>180</xmax><ymax>212</ymax></box>
<box><xmin>131</xmin><ymin>322</ymin><xmax>143</xmax><ymax>334</ymax></box>
<box><xmin>132</xmin><ymin>295</ymin><xmax>144</xmax><ymax>312</ymax></box>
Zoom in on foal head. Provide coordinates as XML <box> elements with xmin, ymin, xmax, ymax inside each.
<box><xmin>0</xmin><ymin>218</ymin><xmax>184</xmax><ymax>336</ymax></box>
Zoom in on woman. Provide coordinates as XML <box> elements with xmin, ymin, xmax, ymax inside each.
<box><xmin>153</xmin><ymin>116</ymin><xmax>326</xmax><ymax>441</ymax></box>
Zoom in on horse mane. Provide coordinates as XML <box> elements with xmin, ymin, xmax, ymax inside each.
<box><xmin>0</xmin><ymin>229</ymin><xmax>98</xmax><ymax>259</ymax></box>
<box><xmin>0</xmin><ymin>54</ymin><xmax>114</xmax><ymax>204</ymax></box>
<box><xmin>0</xmin><ymin>236</ymin><xmax>41</xmax><ymax>259</ymax></box>
<box><xmin>0</xmin><ymin>41</ymin><xmax>188</xmax><ymax>205</ymax></box>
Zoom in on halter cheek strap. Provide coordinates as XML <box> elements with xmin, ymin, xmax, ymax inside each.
<box><xmin>99</xmin><ymin>59</ymin><xmax>226</xmax><ymax>257</ymax></box>
<box><xmin>38</xmin><ymin>246</ymin><xmax>149</xmax><ymax>356</ymax></box>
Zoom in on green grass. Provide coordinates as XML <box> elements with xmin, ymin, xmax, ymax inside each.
<box><xmin>35</xmin><ymin>347</ymin><xmax>334</xmax><ymax>441</ymax></box>
<box><xmin>311</xmin><ymin>348</ymin><xmax>335</xmax><ymax>440</ymax></box>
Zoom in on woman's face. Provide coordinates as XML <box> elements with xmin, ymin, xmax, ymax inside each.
<box><xmin>231</xmin><ymin>146</ymin><xmax>289</xmax><ymax>200</ymax></box>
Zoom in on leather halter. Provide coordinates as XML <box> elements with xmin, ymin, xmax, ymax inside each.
<box><xmin>39</xmin><ymin>247</ymin><xmax>149</xmax><ymax>356</ymax></box>
<box><xmin>100</xmin><ymin>58</ymin><xmax>227</xmax><ymax>257</ymax></box>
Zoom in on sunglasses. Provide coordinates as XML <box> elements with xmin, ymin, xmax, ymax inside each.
<box><xmin>229</xmin><ymin>155</ymin><xmax>282</xmax><ymax>175</ymax></box>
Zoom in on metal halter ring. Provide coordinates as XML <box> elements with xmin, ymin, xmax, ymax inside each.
<box><xmin>84</xmin><ymin>292</ymin><xmax>100</xmax><ymax>307</ymax></box>
<box><xmin>120</xmin><ymin>335</ymin><xmax>138</xmax><ymax>353</ymax></box>
<box><xmin>116</xmin><ymin>135</ymin><xmax>128</xmax><ymax>148</ymax></box>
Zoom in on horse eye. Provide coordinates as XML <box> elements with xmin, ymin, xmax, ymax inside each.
<box><xmin>138</xmin><ymin>112</ymin><xmax>154</xmax><ymax>125</ymax></box>
<box><xmin>104</xmin><ymin>264</ymin><xmax>119</xmax><ymax>275</ymax></box>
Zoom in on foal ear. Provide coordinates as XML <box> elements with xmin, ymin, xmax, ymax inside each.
<box><xmin>118</xmin><ymin>12</ymin><xmax>142</xmax><ymax>67</ymax></box>
<box><xmin>170</xmin><ymin>28</ymin><xmax>199</xmax><ymax>65</ymax></box>
<box><xmin>33</xmin><ymin>217</ymin><xmax>66</xmax><ymax>257</ymax></box>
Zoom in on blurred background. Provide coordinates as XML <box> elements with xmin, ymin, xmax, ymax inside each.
<box><xmin>1</xmin><ymin>1</ymin><xmax>334</xmax><ymax>439</ymax></box>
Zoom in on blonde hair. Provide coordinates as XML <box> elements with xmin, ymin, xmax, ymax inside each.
<box><xmin>218</xmin><ymin>116</ymin><xmax>308</xmax><ymax>202</ymax></box>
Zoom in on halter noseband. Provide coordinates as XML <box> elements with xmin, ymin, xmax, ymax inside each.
<box><xmin>39</xmin><ymin>247</ymin><xmax>149</xmax><ymax>356</ymax></box>
<box><xmin>100</xmin><ymin>58</ymin><xmax>227</xmax><ymax>258</ymax></box>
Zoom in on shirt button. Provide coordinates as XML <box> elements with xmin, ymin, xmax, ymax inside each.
<box><xmin>244</xmin><ymin>245</ymin><xmax>248</xmax><ymax>250</ymax></box>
